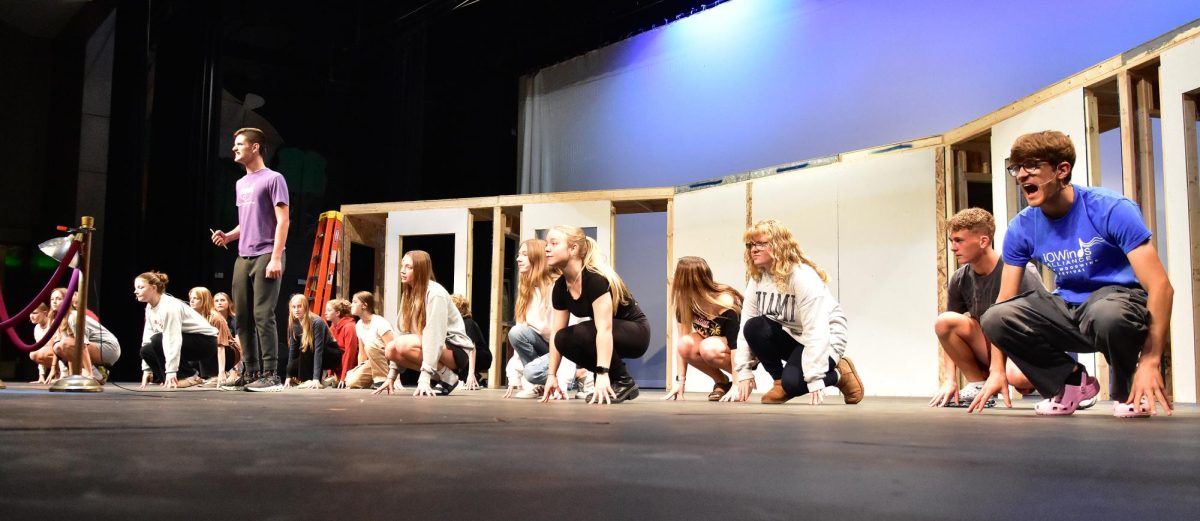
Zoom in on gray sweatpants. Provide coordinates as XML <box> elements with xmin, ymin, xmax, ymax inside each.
<box><xmin>979</xmin><ymin>286</ymin><xmax>1148</xmax><ymax>401</ymax></box>
<box><xmin>232</xmin><ymin>252</ymin><xmax>285</xmax><ymax>374</ymax></box>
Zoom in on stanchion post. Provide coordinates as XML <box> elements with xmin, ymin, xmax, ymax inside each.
<box><xmin>49</xmin><ymin>216</ymin><xmax>102</xmax><ymax>393</ymax></box>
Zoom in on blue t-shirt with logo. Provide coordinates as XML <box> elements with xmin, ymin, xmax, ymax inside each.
<box><xmin>1001</xmin><ymin>185</ymin><xmax>1150</xmax><ymax>305</ymax></box>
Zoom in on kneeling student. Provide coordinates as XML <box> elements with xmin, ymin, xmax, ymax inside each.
<box><xmin>931</xmin><ymin>208</ymin><xmax>1057</xmax><ymax>408</ymax></box>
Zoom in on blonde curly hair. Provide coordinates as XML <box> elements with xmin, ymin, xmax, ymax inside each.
<box><xmin>743</xmin><ymin>219</ymin><xmax>828</xmax><ymax>291</ymax></box>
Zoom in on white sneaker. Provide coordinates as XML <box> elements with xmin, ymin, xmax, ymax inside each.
<box><xmin>514</xmin><ymin>385</ymin><xmax>544</xmax><ymax>399</ymax></box>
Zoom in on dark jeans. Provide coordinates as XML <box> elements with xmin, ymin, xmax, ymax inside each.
<box><xmin>140</xmin><ymin>332</ymin><xmax>218</xmax><ymax>382</ymax></box>
<box><xmin>233</xmin><ymin>252</ymin><xmax>285</xmax><ymax>374</ymax></box>
<box><xmin>980</xmin><ymin>286</ymin><xmax>1148</xmax><ymax>401</ymax></box>
<box><xmin>554</xmin><ymin>318</ymin><xmax>650</xmax><ymax>374</ymax></box>
<box><xmin>743</xmin><ymin>316</ymin><xmax>838</xmax><ymax>396</ymax></box>
<box><xmin>287</xmin><ymin>344</ymin><xmax>344</xmax><ymax>382</ymax></box>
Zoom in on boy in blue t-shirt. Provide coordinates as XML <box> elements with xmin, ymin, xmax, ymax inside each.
<box><xmin>972</xmin><ymin>131</ymin><xmax>1173</xmax><ymax>418</ymax></box>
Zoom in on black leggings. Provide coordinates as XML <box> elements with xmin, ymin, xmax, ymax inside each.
<box><xmin>140</xmin><ymin>332</ymin><xmax>218</xmax><ymax>382</ymax></box>
<box><xmin>287</xmin><ymin>345</ymin><xmax>345</xmax><ymax>382</ymax></box>
<box><xmin>743</xmin><ymin>316</ymin><xmax>837</xmax><ymax>396</ymax></box>
<box><xmin>554</xmin><ymin>318</ymin><xmax>651</xmax><ymax>373</ymax></box>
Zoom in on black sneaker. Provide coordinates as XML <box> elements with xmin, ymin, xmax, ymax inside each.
<box><xmin>611</xmin><ymin>374</ymin><xmax>640</xmax><ymax>403</ymax></box>
<box><xmin>433</xmin><ymin>378</ymin><xmax>458</xmax><ymax>396</ymax></box>
<box><xmin>245</xmin><ymin>374</ymin><xmax>283</xmax><ymax>392</ymax></box>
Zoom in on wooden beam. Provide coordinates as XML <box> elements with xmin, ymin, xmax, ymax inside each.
<box><xmin>954</xmin><ymin>149</ymin><xmax>968</xmax><ymax>211</ymax></box>
<box><xmin>935</xmin><ymin>146</ymin><xmax>951</xmax><ymax>387</ymax></box>
<box><xmin>340</xmin><ymin>187</ymin><xmax>674</xmax><ymax>217</ymax></box>
<box><xmin>609</xmin><ymin>204</ymin><xmax>617</xmax><ymax>268</ymax></box>
<box><xmin>1118</xmin><ymin>70</ymin><xmax>1139</xmax><ymax>200</ymax></box>
<box><xmin>1182</xmin><ymin>93</ymin><xmax>1200</xmax><ymax>402</ymax></box>
<box><xmin>465</xmin><ymin>211</ymin><xmax>475</xmax><ymax>297</ymax></box>
<box><xmin>487</xmin><ymin>207</ymin><xmax>506</xmax><ymax>389</ymax></box>
<box><xmin>1085</xmin><ymin>89</ymin><xmax>1104</xmax><ymax>187</ymax></box>
<box><xmin>1135</xmin><ymin>73</ymin><xmax>1158</xmax><ymax>236</ymax></box>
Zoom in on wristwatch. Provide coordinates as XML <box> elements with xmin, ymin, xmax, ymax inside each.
<box><xmin>594</xmin><ymin>366</ymin><xmax>609</xmax><ymax>375</ymax></box>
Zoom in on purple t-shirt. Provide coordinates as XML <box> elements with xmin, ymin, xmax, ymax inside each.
<box><xmin>235</xmin><ymin>168</ymin><xmax>290</xmax><ymax>257</ymax></box>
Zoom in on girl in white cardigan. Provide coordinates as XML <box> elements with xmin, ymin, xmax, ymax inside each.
<box><xmin>135</xmin><ymin>271</ymin><xmax>218</xmax><ymax>389</ymax></box>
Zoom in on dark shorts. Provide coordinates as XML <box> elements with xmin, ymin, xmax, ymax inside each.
<box><xmin>448</xmin><ymin>341</ymin><xmax>471</xmax><ymax>379</ymax></box>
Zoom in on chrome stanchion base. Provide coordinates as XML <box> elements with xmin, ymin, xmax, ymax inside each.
<box><xmin>48</xmin><ymin>375</ymin><xmax>104</xmax><ymax>393</ymax></box>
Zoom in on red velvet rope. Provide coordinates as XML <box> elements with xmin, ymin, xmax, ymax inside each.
<box><xmin>0</xmin><ymin>239</ymin><xmax>81</xmax><ymax>329</ymax></box>
<box><xmin>1</xmin><ymin>269</ymin><xmax>81</xmax><ymax>352</ymax></box>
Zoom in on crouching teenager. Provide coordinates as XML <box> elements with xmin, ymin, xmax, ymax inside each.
<box><xmin>373</xmin><ymin>250</ymin><xmax>477</xmax><ymax>397</ymax></box>
<box><xmin>727</xmin><ymin>220</ymin><xmax>863</xmax><ymax>405</ymax></box>
<box><xmin>976</xmin><ymin>131</ymin><xmax>1173</xmax><ymax>418</ymax></box>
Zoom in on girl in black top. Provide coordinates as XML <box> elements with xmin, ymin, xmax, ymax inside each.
<box><xmin>541</xmin><ymin>225</ymin><xmax>650</xmax><ymax>404</ymax></box>
<box><xmin>284</xmin><ymin>294</ymin><xmax>344</xmax><ymax>389</ymax></box>
<box><xmin>664</xmin><ymin>256</ymin><xmax>743</xmax><ymax>401</ymax></box>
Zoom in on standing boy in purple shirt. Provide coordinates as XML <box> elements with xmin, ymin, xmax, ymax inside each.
<box><xmin>211</xmin><ymin>127</ymin><xmax>291</xmax><ymax>391</ymax></box>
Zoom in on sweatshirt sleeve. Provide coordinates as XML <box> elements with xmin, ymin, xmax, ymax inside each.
<box><xmin>162</xmin><ymin>300</ymin><xmax>183</xmax><ymax>375</ymax></box>
<box><xmin>734</xmin><ymin>278</ymin><xmax>760</xmax><ymax>381</ymax></box>
<box><xmin>419</xmin><ymin>290</ymin><xmax>450</xmax><ymax>383</ymax></box>
<box><xmin>792</xmin><ymin>269</ymin><xmax>834</xmax><ymax>392</ymax></box>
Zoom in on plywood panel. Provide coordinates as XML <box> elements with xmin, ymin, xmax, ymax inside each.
<box><xmin>989</xmin><ymin>88</ymin><xmax>1110</xmax><ymax>389</ymax></box>
<box><xmin>1159</xmin><ymin>38</ymin><xmax>1200</xmax><ymax>402</ymax></box>
<box><xmin>837</xmin><ymin>149</ymin><xmax>939</xmax><ymax>397</ymax></box>
<box><xmin>384</xmin><ymin>208</ymin><xmax>471</xmax><ymax>327</ymax></box>
<box><xmin>519</xmin><ymin>201</ymin><xmax>613</xmax><ymax>262</ymax></box>
<box><xmin>990</xmin><ymin>88</ymin><xmax>1092</xmax><ymax>239</ymax></box>
<box><xmin>748</xmin><ymin>166</ymin><xmax>843</xmax><ymax>394</ymax></box>
<box><xmin>672</xmin><ymin>182</ymin><xmax>749</xmax><ymax>392</ymax></box>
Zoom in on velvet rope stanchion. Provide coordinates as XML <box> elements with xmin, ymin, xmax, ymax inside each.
<box><xmin>0</xmin><ymin>269</ymin><xmax>80</xmax><ymax>352</ymax></box>
<box><xmin>49</xmin><ymin>217</ymin><xmax>102</xmax><ymax>393</ymax></box>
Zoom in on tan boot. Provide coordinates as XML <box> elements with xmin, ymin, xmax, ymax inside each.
<box><xmin>836</xmin><ymin>356</ymin><xmax>864</xmax><ymax>404</ymax></box>
<box><xmin>761</xmin><ymin>379</ymin><xmax>795</xmax><ymax>404</ymax></box>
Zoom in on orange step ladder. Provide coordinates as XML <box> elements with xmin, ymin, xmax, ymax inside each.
<box><xmin>303</xmin><ymin>211</ymin><xmax>344</xmax><ymax>313</ymax></box>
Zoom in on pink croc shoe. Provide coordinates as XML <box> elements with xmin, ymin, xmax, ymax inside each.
<box><xmin>1113</xmin><ymin>399</ymin><xmax>1152</xmax><ymax>418</ymax></box>
<box><xmin>1034</xmin><ymin>370</ymin><xmax>1100</xmax><ymax>416</ymax></box>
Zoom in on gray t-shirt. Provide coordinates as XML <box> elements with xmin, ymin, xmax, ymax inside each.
<box><xmin>948</xmin><ymin>257</ymin><xmax>1043</xmax><ymax>319</ymax></box>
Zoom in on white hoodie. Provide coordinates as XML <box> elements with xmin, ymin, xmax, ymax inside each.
<box><xmin>735</xmin><ymin>264</ymin><xmax>848</xmax><ymax>392</ymax></box>
<box><xmin>141</xmin><ymin>294</ymin><xmax>217</xmax><ymax>375</ymax></box>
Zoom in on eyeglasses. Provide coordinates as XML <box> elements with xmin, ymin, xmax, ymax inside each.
<box><xmin>745</xmin><ymin>241</ymin><xmax>770</xmax><ymax>250</ymax></box>
<box><xmin>1005</xmin><ymin>159</ymin><xmax>1050</xmax><ymax>177</ymax></box>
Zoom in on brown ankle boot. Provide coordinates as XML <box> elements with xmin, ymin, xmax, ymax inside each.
<box><xmin>761</xmin><ymin>379</ymin><xmax>794</xmax><ymax>404</ymax></box>
<box><xmin>836</xmin><ymin>356</ymin><xmax>864</xmax><ymax>404</ymax></box>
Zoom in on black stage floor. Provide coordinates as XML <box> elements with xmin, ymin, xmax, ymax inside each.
<box><xmin>1</xmin><ymin>382</ymin><xmax>1197</xmax><ymax>520</ymax></box>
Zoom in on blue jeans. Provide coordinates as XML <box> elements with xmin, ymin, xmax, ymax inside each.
<box><xmin>508</xmin><ymin>324</ymin><xmax>549</xmax><ymax>383</ymax></box>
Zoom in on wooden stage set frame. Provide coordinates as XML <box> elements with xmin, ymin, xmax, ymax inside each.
<box><xmin>340</xmin><ymin>19</ymin><xmax>1200</xmax><ymax>402</ymax></box>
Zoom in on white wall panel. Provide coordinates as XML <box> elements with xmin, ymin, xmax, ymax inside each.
<box><xmin>1159</xmin><ymin>39</ymin><xmax>1200</xmax><ymax>402</ymax></box>
<box><xmin>385</xmin><ymin>208</ymin><xmax>470</xmax><ymax>327</ymax></box>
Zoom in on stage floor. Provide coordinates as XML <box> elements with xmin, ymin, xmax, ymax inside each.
<box><xmin>1</xmin><ymin>382</ymin><xmax>1197</xmax><ymax>520</ymax></box>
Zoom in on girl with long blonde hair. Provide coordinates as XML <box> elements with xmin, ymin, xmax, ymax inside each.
<box><xmin>374</xmin><ymin>250</ymin><xmax>478</xmax><ymax>397</ymax></box>
<box><xmin>664</xmin><ymin>256</ymin><xmax>743</xmax><ymax>401</ymax></box>
<box><xmin>283</xmin><ymin>294</ymin><xmax>344</xmax><ymax>389</ymax></box>
<box><xmin>188</xmin><ymin>287</ymin><xmax>238</xmax><ymax>387</ymax></box>
<box><xmin>730</xmin><ymin>219</ymin><xmax>863</xmax><ymax>405</ymax></box>
<box><xmin>504</xmin><ymin>239</ymin><xmax>559</xmax><ymax>398</ymax></box>
<box><xmin>540</xmin><ymin>225</ymin><xmax>650</xmax><ymax>404</ymax></box>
